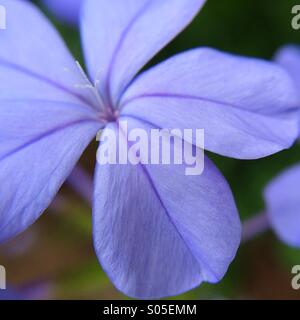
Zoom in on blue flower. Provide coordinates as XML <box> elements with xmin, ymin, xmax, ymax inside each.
<box><xmin>0</xmin><ymin>0</ymin><xmax>299</xmax><ymax>298</ymax></box>
<box><xmin>243</xmin><ymin>164</ymin><xmax>300</xmax><ymax>247</ymax></box>
<box><xmin>0</xmin><ymin>283</ymin><xmax>52</xmax><ymax>300</ymax></box>
<box><xmin>261</xmin><ymin>44</ymin><xmax>300</xmax><ymax>248</ymax></box>
<box><xmin>264</xmin><ymin>164</ymin><xmax>300</xmax><ymax>247</ymax></box>
<box><xmin>275</xmin><ymin>45</ymin><xmax>300</xmax><ymax>128</ymax></box>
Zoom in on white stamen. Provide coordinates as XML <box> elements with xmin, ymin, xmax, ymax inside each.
<box><xmin>64</xmin><ymin>62</ymin><xmax>116</xmax><ymax>121</ymax></box>
<box><xmin>75</xmin><ymin>61</ymin><xmax>91</xmax><ymax>84</ymax></box>
<box><xmin>75</xmin><ymin>61</ymin><xmax>108</xmax><ymax>110</ymax></box>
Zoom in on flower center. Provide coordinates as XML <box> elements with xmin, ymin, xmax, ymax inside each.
<box><xmin>101</xmin><ymin>107</ymin><xmax>120</xmax><ymax>123</ymax></box>
<box><xmin>74</xmin><ymin>61</ymin><xmax>120</xmax><ymax>124</ymax></box>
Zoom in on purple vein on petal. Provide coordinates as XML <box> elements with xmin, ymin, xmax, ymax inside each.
<box><xmin>120</xmin><ymin>114</ymin><xmax>161</xmax><ymax>130</ymax></box>
<box><xmin>0</xmin><ymin>118</ymin><xmax>101</xmax><ymax>163</ymax></box>
<box><xmin>1</xmin><ymin>98</ymin><xmax>99</xmax><ymax>116</ymax></box>
<box><xmin>121</xmin><ymin>114</ymin><xmax>206</xmax><ymax>153</ymax></box>
<box><xmin>0</xmin><ymin>125</ymin><xmax>96</xmax><ymax>238</ymax></box>
<box><xmin>117</xmin><ymin>119</ymin><xmax>218</xmax><ymax>282</ymax></box>
<box><xmin>121</xmin><ymin>93</ymin><xmax>294</xmax><ymax>146</ymax></box>
<box><xmin>105</xmin><ymin>0</ymin><xmax>152</xmax><ymax>105</ymax></box>
<box><xmin>121</xmin><ymin>92</ymin><xmax>300</xmax><ymax>117</ymax></box>
<box><xmin>122</xmin><ymin>113</ymin><xmax>288</xmax><ymax>154</ymax></box>
<box><xmin>137</xmin><ymin>161</ymin><xmax>218</xmax><ymax>282</ymax></box>
<box><xmin>0</xmin><ymin>58</ymin><xmax>95</xmax><ymax>110</ymax></box>
<box><xmin>121</xmin><ymin>92</ymin><xmax>258</xmax><ymax>113</ymax></box>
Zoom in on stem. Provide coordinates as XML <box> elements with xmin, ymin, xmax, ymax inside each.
<box><xmin>242</xmin><ymin>212</ymin><xmax>270</xmax><ymax>243</ymax></box>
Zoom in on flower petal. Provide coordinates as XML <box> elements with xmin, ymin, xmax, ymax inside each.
<box><xmin>0</xmin><ymin>100</ymin><xmax>101</xmax><ymax>243</ymax></box>
<box><xmin>0</xmin><ymin>0</ymin><xmax>103</xmax><ymax>242</ymax></box>
<box><xmin>0</xmin><ymin>0</ymin><xmax>98</xmax><ymax>109</ymax></box>
<box><xmin>93</xmin><ymin>118</ymin><xmax>241</xmax><ymax>298</ymax></box>
<box><xmin>275</xmin><ymin>45</ymin><xmax>300</xmax><ymax>97</ymax></box>
<box><xmin>121</xmin><ymin>48</ymin><xmax>299</xmax><ymax>159</ymax></box>
<box><xmin>264</xmin><ymin>164</ymin><xmax>300</xmax><ymax>247</ymax></box>
<box><xmin>42</xmin><ymin>0</ymin><xmax>82</xmax><ymax>25</ymax></box>
<box><xmin>80</xmin><ymin>0</ymin><xmax>206</xmax><ymax>104</ymax></box>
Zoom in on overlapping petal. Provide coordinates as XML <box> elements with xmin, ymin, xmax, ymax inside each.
<box><xmin>81</xmin><ymin>0</ymin><xmax>206</xmax><ymax>104</ymax></box>
<box><xmin>121</xmin><ymin>48</ymin><xmax>299</xmax><ymax>159</ymax></box>
<box><xmin>0</xmin><ymin>0</ymin><xmax>98</xmax><ymax>108</ymax></box>
<box><xmin>0</xmin><ymin>101</ymin><xmax>101</xmax><ymax>244</ymax></box>
<box><xmin>264</xmin><ymin>164</ymin><xmax>300</xmax><ymax>247</ymax></box>
<box><xmin>0</xmin><ymin>0</ymin><xmax>102</xmax><ymax>243</ymax></box>
<box><xmin>93</xmin><ymin>118</ymin><xmax>241</xmax><ymax>298</ymax></box>
<box><xmin>275</xmin><ymin>45</ymin><xmax>300</xmax><ymax>97</ymax></box>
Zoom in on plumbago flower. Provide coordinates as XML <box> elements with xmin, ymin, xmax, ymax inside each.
<box><xmin>0</xmin><ymin>0</ymin><xmax>299</xmax><ymax>298</ymax></box>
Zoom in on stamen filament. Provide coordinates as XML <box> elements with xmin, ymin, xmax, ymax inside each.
<box><xmin>242</xmin><ymin>212</ymin><xmax>270</xmax><ymax>243</ymax></box>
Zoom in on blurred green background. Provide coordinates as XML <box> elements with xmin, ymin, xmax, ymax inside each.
<box><xmin>0</xmin><ymin>0</ymin><xmax>300</xmax><ymax>299</ymax></box>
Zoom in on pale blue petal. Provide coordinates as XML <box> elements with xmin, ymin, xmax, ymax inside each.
<box><xmin>0</xmin><ymin>0</ymin><xmax>103</xmax><ymax>242</ymax></box>
<box><xmin>42</xmin><ymin>0</ymin><xmax>82</xmax><ymax>25</ymax></box>
<box><xmin>93</xmin><ymin>118</ymin><xmax>241</xmax><ymax>298</ymax></box>
<box><xmin>264</xmin><ymin>164</ymin><xmax>300</xmax><ymax>247</ymax></box>
<box><xmin>80</xmin><ymin>0</ymin><xmax>206</xmax><ymax>104</ymax></box>
<box><xmin>0</xmin><ymin>0</ymin><xmax>98</xmax><ymax>109</ymax></box>
<box><xmin>275</xmin><ymin>45</ymin><xmax>300</xmax><ymax>98</ymax></box>
<box><xmin>0</xmin><ymin>100</ymin><xmax>101</xmax><ymax>243</ymax></box>
<box><xmin>121</xmin><ymin>48</ymin><xmax>299</xmax><ymax>159</ymax></box>
<box><xmin>275</xmin><ymin>45</ymin><xmax>300</xmax><ymax>134</ymax></box>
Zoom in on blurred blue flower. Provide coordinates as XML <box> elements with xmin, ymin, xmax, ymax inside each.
<box><xmin>275</xmin><ymin>45</ymin><xmax>300</xmax><ymax>134</ymax></box>
<box><xmin>0</xmin><ymin>282</ymin><xmax>52</xmax><ymax>300</ymax></box>
<box><xmin>267</xmin><ymin>45</ymin><xmax>300</xmax><ymax>246</ymax></box>
<box><xmin>275</xmin><ymin>45</ymin><xmax>300</xmax><ymax>95</ymax></box>
<box><xmin>0</xmin><ymin>287</ymin><xmax>29</xmax><ymax>300</ymax></box>
<box><xmin>0</xmin><ymin>0</ymin><xmax>299</xmax><ymax>298</ymax></box>
<box><xmin>264</xmin><ymin>164</ymin><xmax>300</xmax><ymax>247</ymax></box>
